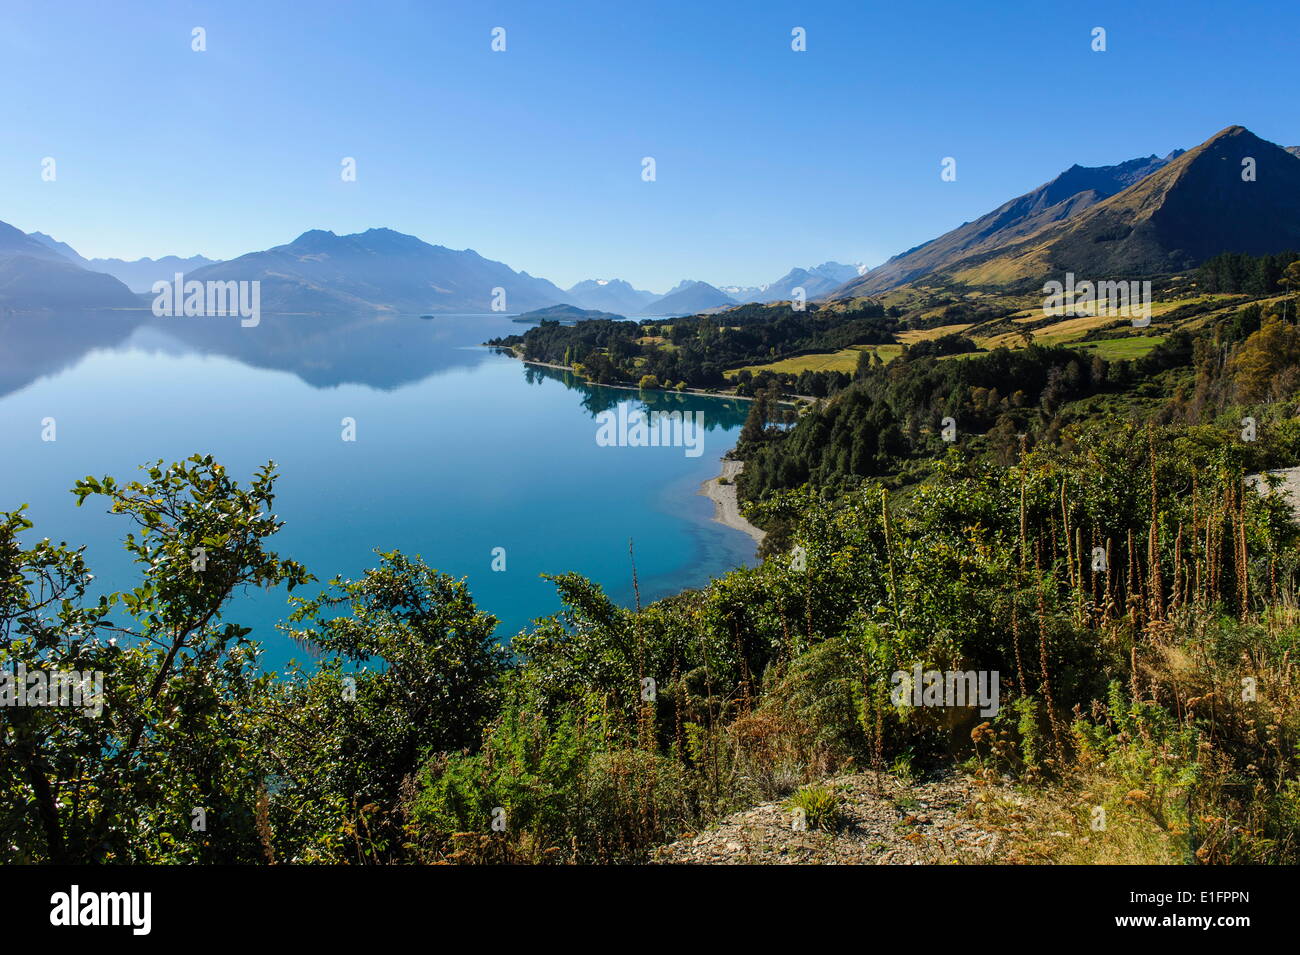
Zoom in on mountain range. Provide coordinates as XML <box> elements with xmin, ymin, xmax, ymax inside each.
<box><xmin>5</xmin><ymin>125</ymin><xmax>1299</xmax><ymax>315</ymax></box>
<box><xmin>26</xmin><ymin>233</ymin><xmax>221</xmax><ymax>292</ymax></box>
<box><xmin>565</xmin><ymin>266</ymin><xmax>863</xmax><ymax>314</ymax></box>
<box><xmin>758</xmin><ymin>262</ymin><xmax>864</xmax><ymax>302</ymax></box>
<box><xmin>3</xmin><ymin>217</ymin><xmax>871</xmax><ymax>316</ymax></box>
<box><xmin>563</xmin><ymin>278</ymin><xmax>659</xmax><ymax>315</ymax></box>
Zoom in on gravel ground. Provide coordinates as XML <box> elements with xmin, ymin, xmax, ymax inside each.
<box><xmin>1247</xmin><ymin>467</ymin><xmax>1300</xmax><ymax>518</ymax></box>
<box><xmin>653</xmin><ymin>770</ymin><xmax>1010</xmax><ymax>865</ymax></box>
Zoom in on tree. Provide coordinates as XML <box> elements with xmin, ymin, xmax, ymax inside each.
<box><xmin>1280</xmin><ymin>260</ymin><xmax>1300</xmax><ymax>323</ymax></box>
<box><xmin>2</xmin><ymin>456</ymin><xmax>311</xmax><ymax>863</ymax></box>
<box><xmin>267</xmin><ymin>552</ymin><xmax>509</xmax><ymax>862</ymax></box>
<box><xmin>1232</xmin><ymin>316</ymin><xmax>1300</xmax><ymax>403</ymax></box>
<box><xmin>738</xmin><ymin>393</ymin><xmax>770</xmax><ymax>448</ymax></box>
<box><xmin>855</xmin><ymin>348</ymin><xmax>873</xmax><ymax>380</ymax></box>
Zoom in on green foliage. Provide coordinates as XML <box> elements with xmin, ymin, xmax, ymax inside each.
<box><xmin>1195</xmin><ymin>249</ymin><xmax>1299</xmax><ymax>295</ymax></box>
<box><xmin>259</xmin><ymin>552</ymin><xmax>509</xmax><ymax>862</ymax></box>
<box><xmin>3</xmin><ymin>455</ymin><xmax>309</xmax><ymax>863</ymax></box>
<box><xmin>739</xmin><ymin>344</ymin><xmax>1104</xmax><ymax>499</ymax></box>
<box><xmin>766</xmin><ymin>634</ymin><xmax>873</xmax><ymax>766</ymax></box>
<box><xmin>787</xmin><ymin>783</ymin><xmax>846</xmax><ymax>831</ymax></box>
<box><xmin>487</xmin><ymin>303</ymin><xmax>894</xmax><ymax>391</ymax></box>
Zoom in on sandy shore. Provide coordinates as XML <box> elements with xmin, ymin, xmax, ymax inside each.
<box><xmin>700</xmin><ymin>459</ymin><xmax>766</xmax><ymax>544</ymax></box>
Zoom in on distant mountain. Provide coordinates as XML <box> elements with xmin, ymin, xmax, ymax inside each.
<box><xmin>641</xmin><ymin>280</ymin><xmax>736</xmax><ymax>315</ymax></box>
<box><xmin>28</xmin><ymin>232</ymin><xmax>223</xmax><ymax>293</ymax></box>
<box><xmin>563</xmin><ymin>278</ymin><xmax>658</xmax><ymax>315</ymax></box>
<box><xmin>719</xmin><ymin>283</ymin><xmax>769</xmax><ymax>303</ymax></box>
<box><xmin>91</xmin><ymin>255</ymin><xmax>221</xmax><ymax>293</ymax></box>
<box><xmin>722</xmin><ymin>263</ymin><xmax>862</xmax><ymax>304</ymax></box>
<box><xmin>1287</xmin><ymin>146</ymin><xmax>1300</xmax><ymax>159</ymax></box>
<box><xmin>837</xmin><ymin>151</ymin><xmax>1184</xmax><ymax>296</ymax></box>
<box><xmin>1</xmin><ymin>222</ymin><xmax>76</xmax><ymax>263</ymax></box>
<box><xmin>0</xmin><ymin>220</ymin><xmax>138</xmax><ymax>309</ymax></box>
<box><xmin>186</xmin><ymin>228</ymin><xmax>569</xmax><ymax>314</ymax></box>
<box><xmin>27</xmin><ymin>231</ymin><xmax>88</xmax><ymax>265</ymax></box>
<box><xmin>761</xmin><ymin>262</ymin><xmax>863</xmax><ymax>302</ymax></box>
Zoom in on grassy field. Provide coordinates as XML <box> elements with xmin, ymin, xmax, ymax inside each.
<box><xmin>896</xmin><ymin>323</ymin><xmax>975</xmax><ymax>344</ymax></box>
<box><xmin>976</xmin><ymin>294</ymin><xmax>1244</xmax><ymax>349</ymax></box>
<box><xmin>1073</xmin><ymin>335</ymin><xmax>1166</xmax><ymax>360</ymax></box>
<box><xmin>726</xmin><ymin>343</ymin><xmax>903</xmax><ymax>377</ymax></box>
<box><xmin>720</xmin><ymin>290</ymin><xmax>1260</xmax><ymax>381</ymax></box>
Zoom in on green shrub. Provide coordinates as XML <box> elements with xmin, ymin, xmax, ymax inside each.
<box><xmin>787</xmin><ymin>783</ymin><xmax>846</xmax><ymax>831</ymax></box>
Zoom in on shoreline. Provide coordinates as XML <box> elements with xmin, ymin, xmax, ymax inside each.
<box><xmin>487</xmin><ymin>345</ymin><xmax>808</xmax><ymax>404</ymax></box>
<box><xmin>700</xmin><ymin>459</ymin><xmax>766</xmax><ymax>544</ymax></box>
<box><xmin>518</xmin><ymin>356</ymin><xmax>762</xmax><ymax>402</ymax></box>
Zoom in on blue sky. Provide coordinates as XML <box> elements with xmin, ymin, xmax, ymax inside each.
<box><xmin>2</xmin><ymin>0</ymin><xmax>1296</xmax><ymax>292</ymax></box>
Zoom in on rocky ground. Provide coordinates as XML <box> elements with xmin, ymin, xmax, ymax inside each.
<box><xmin>1247</xmin><ymin>466</ymin><xmax>1300</xmax><ymax>517</ymax></box>
<box><xmin>654</xmin><ymin>769</ymin><xmax>1015</xmax><ymax>865</ymax></box>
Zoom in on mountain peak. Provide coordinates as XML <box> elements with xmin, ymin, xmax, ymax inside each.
<box><xmin>955</xmin><ymin>124</ymin><xmax>1300</xmax><ymax>281</ymax></box>
<box><xmin>1207</xmin><ymin>124</ymin><xmax>1250</xmax><ymax>142</ymax></box>
<box><xmin>835</xmin><ymin>125</ymin><xmax>1300</xmax><ymax>297</ymax></box>
<box><xmin>837</xmin><ymin>147</ymin><xmax>1183</xmax><ymax>295</ymax></box>
<box><xmin>642</xmin><ymin>280</ymin><xmax>735</xmax><ymax>316</ymax></box>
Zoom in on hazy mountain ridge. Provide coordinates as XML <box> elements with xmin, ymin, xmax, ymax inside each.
<box><xmin>186</xmin><ymin>228</ymin><xmax>570</xmax><ymax>314</ymax></box>
<box><xmin>0</xmin><ymin>221</ymin><xmax>138</xmax><ymax>309</ymax></box>
<box><xmin>89</xmin><ymin>255</ymin><xmax>222</xmax><ymax>293</ymax></box>
<box><xmin>641</xmin><ymin>280</ymin><xmax>736</xmax><ymax>315</ymax></box>
<box><xmin>563</xmin><ymin>278</ymin><xmax>658</xmax><ymax>314</ymax></box>
<box><xmin>758</xmin><ymin>262</ymin><xmax>863</xmax><ymax>302</ymax></box>
<box><xmin>27</xmin><ymin>232</ymin><xmax>222</xmax><ymax>292</ymax></box>
<box><xmin>26</xmin><ymin>231</ymin><xmax>87</xmax><ymax>265</ymax></box>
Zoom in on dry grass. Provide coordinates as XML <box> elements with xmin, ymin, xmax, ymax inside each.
<box><xmin>967</xmin><ymin>772</ymin><xmax>1186</xmax><ymax>865</ymax></box>
<box><xmin>896</xmin><ymin>323</ymin><xmax>975</xmax><ymax>344</ymax></box>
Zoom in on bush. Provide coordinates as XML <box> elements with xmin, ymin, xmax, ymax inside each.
<box><xmin>409</xmin><ymin>702</ymin><xmax>691</xmax><ymax>863</ymax></box>
<box><xmin>787</xmin><ymin>783</ymin><xmax>846</xmax><ymax>831</ymax></box>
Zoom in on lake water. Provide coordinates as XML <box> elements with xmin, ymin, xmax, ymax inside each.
<box><xmin>0</xmin><ymin>311</ymin><xmax>758</xmax><ymax>669</ymax></box>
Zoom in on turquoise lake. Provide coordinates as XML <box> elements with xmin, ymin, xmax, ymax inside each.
<box><xmin>0</xmin><ymin>311</ymin><xmax>758</xmax><ymax>669</ymax></box>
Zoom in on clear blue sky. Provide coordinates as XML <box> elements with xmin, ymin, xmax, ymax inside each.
<box><xmin>2</xmin><ymin>0</ymin><xmax>1296</xmax><ymax>293</ymax></box>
